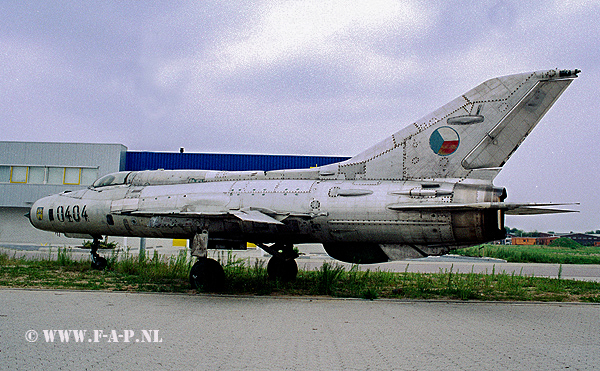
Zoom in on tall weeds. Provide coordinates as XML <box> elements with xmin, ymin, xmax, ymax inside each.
<box><xmin>2</xmin><ymin>249</ymin><xmax>600</xmax><ymax>302</ymax></box>
<box><xmin>107</xmin><ymin>248</ymin><xmax>192</xmax><ymax>281</ymax></box>
<box><xmin>316</xmin><ymin>262</ymin><xmax>345</xmax><ymax>295</ymax></box>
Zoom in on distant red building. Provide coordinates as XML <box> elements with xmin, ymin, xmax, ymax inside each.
<box><xmin>507</xmin><ymin>233</ymin><xmax>600</xmax><ymax>246</ymax></box>
<box><xmin>511</xmin><ymin>236</ymin><xmax>558</xmax><ymax>246</ymax></box>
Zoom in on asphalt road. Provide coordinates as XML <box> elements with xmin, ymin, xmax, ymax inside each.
<box><xmin>2</xmin><ymin>289</ymin><xmax>599</xmax><ymax>370</ymax></box>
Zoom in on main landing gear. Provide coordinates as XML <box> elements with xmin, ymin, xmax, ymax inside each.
<box><xmin>189</xmin><ymin>257</ymin><xmax>225</xmax><ymax>292</ymax></box>
<box><xmin>188</xmin><ymin>231</ymin><xmax>225</xmax><ymax>292</ymax></box>
<box><xmin>258</xmin><ymin>242</ymin><xmax>299</xmax><ymax>282</ymax></box>
<box><xmin>90</xmin><ymin>236</ymin><xmax>107</xmax><ymax>270</ymax></box>
<box><xmin>187</xmin><ymin>231</ymin><xmax>300</xmax><ymax>292</ymax></box>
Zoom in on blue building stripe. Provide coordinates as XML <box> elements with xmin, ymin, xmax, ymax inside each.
<box><xmin>124</xmin><ymin>152</ymin><xmax>349</xmax><ymax>172</ymax></box>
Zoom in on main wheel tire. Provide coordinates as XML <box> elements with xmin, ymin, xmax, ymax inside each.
<box><xmin>267</xmin><ymin>257</ymin><xmax>298</xmax><ymax>282</ymax></box>
<box><xmin>189</xmin><ymin>258</ymin><xmax>225</xmax><ymax>292</ymax></box>
<box><xmin>91</xmin><ymin>256</ymin><xmax>107</xmax><ymax>270</ymax></box>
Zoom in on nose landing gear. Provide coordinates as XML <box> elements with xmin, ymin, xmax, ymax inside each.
<box><xmin>90</xmin><ymin>236</ymin><xmax>107</xmax><ymax>270</ymax></box>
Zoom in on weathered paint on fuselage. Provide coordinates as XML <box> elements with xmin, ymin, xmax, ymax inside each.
<box><xmin>30</xmin><ymin>178</ymin><xmax>502</xmax><ymax>248</ymax></box>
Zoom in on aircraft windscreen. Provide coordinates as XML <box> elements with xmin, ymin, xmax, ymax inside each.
<box><xmin>92</xmin><ymin>172</ymin><xmax>131</xmax><ymax>188</ymax></box>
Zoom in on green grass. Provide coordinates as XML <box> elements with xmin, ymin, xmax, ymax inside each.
<box><xmin>0</xmin><ymin>247</ymin><xmax>193</xmax><ymax>292</ymax></box>
<box><xmin>453</xmin><ymin>244</ymin><xmax>600</xmax><ymax>265</ymax></box>
<box><xmin>1</xmin><ymin>248</ymin><xmax>600</xmax><ymax>302</ymax></box>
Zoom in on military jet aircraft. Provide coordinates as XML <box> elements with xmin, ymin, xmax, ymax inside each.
<box><xmin>29</xmin><ymin>69</ymin><xmax>579</xmax><ymax>290</ymax></box>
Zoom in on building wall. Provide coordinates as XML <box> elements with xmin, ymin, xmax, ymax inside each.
<box><xmin>0</xmin><ymin>142</ymin><xmax>127</xmax><ymax>208</ymax></box>
<box><xmin>512</xmin><ymin>237</ymin><xmax>537</xmax><ymax>245</ymax></box>
<box><xmin>0</xmin><ymin>142</ymin><xmax>127</xmax><ymax>247</ymax></box>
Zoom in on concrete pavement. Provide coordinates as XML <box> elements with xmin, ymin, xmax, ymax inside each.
<box><xmin>2</xmin><ymin>289</ymin><xmax>599</xmax><ymax>370</ymax></box>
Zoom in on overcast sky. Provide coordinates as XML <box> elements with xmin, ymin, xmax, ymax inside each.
<box><xmin>1</xmin><ymin>1</ymin><xmax>598</xmax><ymax>232</ymax></box>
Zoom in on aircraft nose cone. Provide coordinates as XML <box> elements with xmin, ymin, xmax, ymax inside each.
<box><xmin>28</xmin><ymin>197</ymin><xmax>50</xmax><ymax>229</ymax></box>
<box><xmin>28</xmin><ymin>194</ymin><xmax>60</xmax><ymax>231</ymax></box>
<box><xmin>26</xmin><ymin>205</ymin><xmax>36</xmax><ymax>227</ymax></box>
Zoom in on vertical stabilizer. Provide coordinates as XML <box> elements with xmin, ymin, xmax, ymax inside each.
<box><xmin>331</xmin><ymin>69</ymin><xmax>578</xmax><ymax>182</ymax></box>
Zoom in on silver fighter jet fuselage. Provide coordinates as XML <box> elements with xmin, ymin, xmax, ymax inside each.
<box><xmin>29</xmin><ymin>69</ymin><xmax>580</xmax><ymax>285</ymax></box>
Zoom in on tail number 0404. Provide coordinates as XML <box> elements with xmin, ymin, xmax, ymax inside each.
<box><xmin>56</xmin><ymin>205</ymin><xmax>89</xmax><ymax>222</ymax></box>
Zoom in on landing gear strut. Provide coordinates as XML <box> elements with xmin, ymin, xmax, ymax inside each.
<box><xmin>90</xmin><ymin>236</ymin><xmax>107</xmax><ymax>270</ymax></box>
<box><xmin>188</xmin><ymin>231</ymin><xmax>225</xmax><ymax>292</ymax></box>
<box><xmin>258</xmin><ymin>243</ymin><xmax>299</xmax><ymax>282</ymax></box>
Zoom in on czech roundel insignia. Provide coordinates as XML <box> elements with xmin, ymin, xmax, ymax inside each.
<box><xmin>429</xmin><ymin>127</ymin><xmax>459</xmax><ymax>156</ymax></box>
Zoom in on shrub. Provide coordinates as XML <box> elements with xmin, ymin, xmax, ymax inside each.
<box><xmin>549</xmin><ymin>238</ymin><xmax>582</xmax><ymax>248</ymax></box>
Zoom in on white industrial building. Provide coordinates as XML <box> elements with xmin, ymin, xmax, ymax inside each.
<box><xmin>0</xmin><ymin>141</ymin><xmax>126</xmax><ymax>247</ymax></box>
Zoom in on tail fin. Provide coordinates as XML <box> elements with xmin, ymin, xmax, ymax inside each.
<box><xmin>332</xmin><ymin>69</ymin><xmax>578</xmax><ymax>182</ymax></box>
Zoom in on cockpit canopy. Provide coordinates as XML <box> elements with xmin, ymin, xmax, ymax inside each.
<box><xmin>92</xmin><ymin>171</ymin><xmax>131</xmax><ymax>188</ymax></box>
<box><xmin>91</xmin><ymin>170</ymin><xmax>213</xmax><ymax>188</ymax></box>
